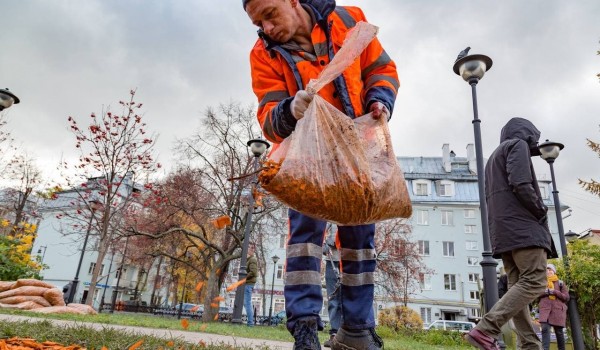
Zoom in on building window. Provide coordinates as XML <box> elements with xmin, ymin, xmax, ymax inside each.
<box><xmin>469</xmin><ymin>307</ymin><xmax>482</xmax><ymax>318</ymax></box>
<box><xmin>470</xmin><ymin>290</ymin><xmax>481</xmax><ymax>300</ymax></box>
<box><xmin>444</xmin><ymin>274</ymin><xmax>457</xmax><ymax>291</ymax></box>
<box><xmin>279</xmin><ymin>234</ymin><xmax>287</xmax><ymax>249</ymax></box>
<box><xmin>443</xmin><ymin>241</ymin><xmax>455</xmax><ymax>257</ymax></box>
<box><xmin>276</xmin><ymin>265</ymin><xmax>284</xmax><ymax>279</ymax></box>
<box><xmin>419</xmin><ymin>273</ymin><xmax>432</xmax><ymax>290</ymax></box>
<box><xmin>437</xmin><ymin>180</ymin><xmax>454</xmax><ymax>196</ymax></box>
<box><xmin>413</xmin><ymin>180</ymin><xmax>431</xmax><ymax>196</ymax></box>
<box><xmin>464</xmin><ymin>209</ymin><xmax>476</xmax><ymax>218</ymax></box>
<box><xmin>418</xmin><ymin>240</ymin><xmax>430</xmax><ymax>256</ymax></box>
<box><xmin>539</xmin><ymin>186</ymin><xmax>547</xmax><ymax>199</ymax></box>
<box><xmin>468</xmin><ymin>273</ymin><xmax>480</xmax><ymax>283</ymax></box>
<box><xmin>441</xmin><ymin>210</ymin><xmax>454</xmax><ymax>226</ymax></box>
<box><xmin>466</xmin><ymin>241</ymin><xmax>478</xmax><ymax>250</ymax></box>
<box><xmin>465</xmin><ymin>225</ymin><xmax>477</xmax><ymax>234</ymax></box>
<box><xmin>116</xmin><ymin>267</ymin><xmax>127</xmax><ymax>279</ymax></box>
<box><xmin>416</xmin><ymin>210</ymin><xmax>429</xmax><ymax>225</ymax></box>
<box><xmin>420</xmin><ymin>307</ymin><xmax>432</xmax><ymax>325</ymax></box>
<box><xmin>416</xmin><ymin>183</ymin><xmax>428</xmax><ymax>196</ymax></box>
<box><xmin>467</xmin><ymin>256</ymin><xmax>479</xmax><ymax>266</ymax></box>
<box><xmin>88</xmin><ymin>263</ymin><xmax>104</xmax><ymax>275</ymax></box>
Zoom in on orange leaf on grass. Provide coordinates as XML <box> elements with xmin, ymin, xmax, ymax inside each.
<box><xmin>128</xmin><ymin>340</ymin><xmax>144</xmax><ymax>350</ymax></box>
<box><xmin>199</xmin><ymin>324</ymin><xmax>208</xmax><ymax>331</ymax></box>
<box><xmin>226</xmin><ymin>279</ymin><xmax>246</xmax><ymax>292</ymax></box>
<box><xmin>195</xmin><ymin>281</ymin><xmax>204</xmax><ymax>292</ymax></box>
<box><xmin>181</xmin><ymin>318</ymin><xmax>190</xmax><ymax>330</ymax></box>
<box><xmin>167</xmin><ymin>341</ymin><xmax>175</xmax><ymax>347</ymax></box>
<box><xmin>101</xmin><ymin>347</ymin><xmax>108</xmax><ymax>350</ymax></box>
<box><xmin>199</xmin><ymin>340</ymin><xmax>207</xmax><ymax>348</ymax></box>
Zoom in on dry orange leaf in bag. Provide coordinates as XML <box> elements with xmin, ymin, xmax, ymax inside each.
<box><xmin>128</xmin><ymin>340</ymin><xmax>144</xmax><ymax>350</ymax></box>
<box><xmin>181</xmin><ymin>319</ymin><xmax>190</xmax><ymax>330</ymax></box>
<box><xmin>211</xmin><ymin>215</ymin><xmax>231</xmax><ymax>229</ymax></box>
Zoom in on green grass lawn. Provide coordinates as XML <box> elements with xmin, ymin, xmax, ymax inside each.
<box><xmin>0</xmin><ymin>309</ymin><xmax>474</xmax><ymax>349</ymax></box>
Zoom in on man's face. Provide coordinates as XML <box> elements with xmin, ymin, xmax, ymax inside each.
<box><xmin>246</xmin><ymin>0</ymin><xmax>297</xmax><ymax>43</ymax></box>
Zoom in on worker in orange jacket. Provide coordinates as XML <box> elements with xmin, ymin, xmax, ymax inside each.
<box><xmin>243</xmin><ymin>1</ymin><xmax>399</xmax><ymax>349</ymax></box>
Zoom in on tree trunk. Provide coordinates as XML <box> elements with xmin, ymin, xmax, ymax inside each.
<box><xmin>150</xmin><ymin>255</ymin><xmax>164</xmax><ymax>307</ymax></box>
<box><xmin>202</xmin><ymin>268</ymin><xmax>221</xmax><ymax>322</ymax></box>
<box><xmin>85</xmin><ymin>206</ymin><xmax>112</xmax><ymax>307</ymax></box>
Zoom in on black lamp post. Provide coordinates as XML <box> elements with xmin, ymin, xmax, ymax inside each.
<box><xmin>0</xmin><ymin>88</ymin><xmax>20</xmax><ymax>111</ymax></box>
<box><xmin>538</xmin><ymin>140</ymin><xmax>585</xmax><ymax>350</ymax></box>
<box><xmin>232</xmin><ymin>137</ymin><xmax>270</xmax><ymax>324</ymax></box>
<box><xmin>453</xmin><ymin>47</ymin><xmax>505</xmax><ymax>348</ymax></box>
<box><xmin>268</xmin><ymin>255</ymin><xmax>280</xmax><ymax>325</ymax></box>
<box><xmin>68</xmin><ymin>200</ymin><xmax>101</xmax><ymax>304</ymax></box>
<box><xmin>37</xmin><ymin>245</ymin><xmax>47</xmax><ymax>264</ymax></box>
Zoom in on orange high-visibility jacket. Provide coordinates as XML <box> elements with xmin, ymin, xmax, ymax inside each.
<box><xmin>249</xmin><ymin>0</ymin><xmax>399</xmax><ymax>144</ymax></box>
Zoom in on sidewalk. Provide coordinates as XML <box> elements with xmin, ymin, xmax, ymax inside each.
<box><xmin>0</xmin><ymin>314</ymin><xmax>294</xmax><ymax>350</ymax></box>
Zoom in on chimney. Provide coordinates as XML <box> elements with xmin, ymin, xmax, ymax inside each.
<box><xmin>466</xmin><ymin>144</ymin><xmax>477</xmax><ymax>174</ymax></box>
<box><xmin>442</xmin><ymin>144</ymin><xmax>451</xmax><ymax>172</ymax></box>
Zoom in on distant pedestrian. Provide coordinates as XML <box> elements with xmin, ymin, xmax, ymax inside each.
<box><xmin>539</xmin><ymin>263</ymin><xmax>569</xmax><ymax>350</ymax></box>
<box><xmin>323</xmin><ymin>227</ymin><xmax>341</xmax><ymax>348</ymax></box>
<box><xmin>62</xmin><ymin>281</ymin><xmax>73</xmax><ymax>304</ymax></box>
<box><xmin>466</xmin><ymin>117</ymin><xmax>558</xmax><ymax>350</ymax></box>
<box><xmin>244</xmin><ymin>245</ymin><xmax>258</xmax><ymax>327</ymax></box>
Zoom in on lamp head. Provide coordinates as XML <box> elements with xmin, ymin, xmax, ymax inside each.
<box><xmin>453</xmin><ymin>49</ymin><xmax>493</xmax><ymax>83</ymax></box>
<box><xmin>0</xmin><ymin>88</ymin><xmax>20</xmax><ymax>111</ymax></box>
<box><xmin>247</xmin><ymin>138</ymin><xmax>270</xmax><ymax>157</ymax></box>
<box><xmin>538</xmin><ymin>140</ymin><xmax>564</xmax><ymax>162</ymax></box>
<box><xmin>565</xmin><ymin>230</ymin><xmax>579</xmax><ymax>242</ymax></box>
<box><xmin>272</xmin><ymin>255</ymin><xmax>280</xmax><ymax>264</ymax></box>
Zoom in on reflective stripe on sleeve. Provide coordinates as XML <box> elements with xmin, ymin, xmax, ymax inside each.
<box><xmin>365</xmin><ymin>74</ymin><xmax>400</xmax><ymax>92</ymax></box>
<box><xmin>259</xmin><ymin>90</ymin><xmax>290</xmax><ymax>107</ymax></box>
<box><xmin>362</xmin><ymin>51</ymin><xmax>392</xmax><ymax>79</ymax></box>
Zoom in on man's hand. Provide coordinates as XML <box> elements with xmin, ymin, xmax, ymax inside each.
<box><xmin>369</xmin><ymin>101</ymin><xmax>389</xmax><ymax>120</ymax></box>
<box><xmin>291</xmin><ymin>90</ymin><xmax>313</xmax><ymax>120</ymax></box>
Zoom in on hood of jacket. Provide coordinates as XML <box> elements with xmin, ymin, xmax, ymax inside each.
<box><xmin>500</xmin><ymin>117</ymin><xmax>542</xmax><ymax>156</ymax></box>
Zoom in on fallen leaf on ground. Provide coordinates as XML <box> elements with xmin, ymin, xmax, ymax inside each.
<box><xmin>181</xmin><ymin>319</ymin><xmax>190</xmax><ymax>330</ymax></box>
<box><xmin>128</xmin><ymin>339</ymin><xmax>144</xmax><ymax>350</ymax></box>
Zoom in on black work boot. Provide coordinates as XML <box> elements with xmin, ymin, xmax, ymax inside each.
<box><xmin>292</xmin><ymin>317</ymin><xmax>321</xmax><ymax>350</ymax></box>
<box><xmin>331</xmin><ymin>327</ymin><xmax>384</xmax><ymax>350</ymax></box>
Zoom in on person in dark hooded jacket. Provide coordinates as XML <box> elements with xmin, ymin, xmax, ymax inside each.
<box><xmin>466</xmin><ymin>117</ymin><xmax>558</xmax><ymax>350</ymax></box>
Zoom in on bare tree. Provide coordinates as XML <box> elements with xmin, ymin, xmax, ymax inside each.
<box><xmin>375</xmin><ymin>219</ymin><xmax>432</xmax><ymax>306</ymax></box>
<box><xmin>127</xmin><ymin>101</ymin><xmax>282</xmax><ymax>321</ymax></box>
<box><xmin>59</xmin><ymin>89</ymin><xmax>159</xmax><ymax>306</ymax></box>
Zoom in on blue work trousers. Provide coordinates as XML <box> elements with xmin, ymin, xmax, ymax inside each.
<box><xmin>325</xmin><ymin>260</ymin><xmax>342</xmax><ymax>335</ymax></box>
<box><xmin>244</xmin><ymin>284</ymin><xmax>255</xmax><ymax>326</ymax></box>
<box><xmin>285</xmin><ymin>209</ymin><xmax>376</xmax><ymax>333</ymax></box>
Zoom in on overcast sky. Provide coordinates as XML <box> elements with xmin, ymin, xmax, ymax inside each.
<box><xmin>1</xmin><ymin>0</ymin><xmax>599</xmax><ymax>233</ymax></box>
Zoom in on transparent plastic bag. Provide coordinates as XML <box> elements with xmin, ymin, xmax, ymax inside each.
<box><xmin>259</xmin><ymin>22</ymin><xmax>412</xmax><ymax>225</ymax></box>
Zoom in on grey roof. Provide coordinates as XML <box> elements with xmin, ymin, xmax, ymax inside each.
<box><xmin>398</xmin><ymin>156</ymin><xmax>555</xmax><ymax>206</ymax></box>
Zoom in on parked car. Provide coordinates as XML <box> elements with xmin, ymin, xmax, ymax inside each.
<box><xmin>424</xmin><ymin>320</ymin><xmax>475</xmax><ymax>333</ymax></box>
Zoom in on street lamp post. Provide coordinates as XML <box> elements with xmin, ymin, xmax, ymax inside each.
<box><xmin>268</xmin><ymin>255</ymin><xmax>280</xmax><ymax>326</ymax></box>
<box><xmin>453</xmin><ymin>47</ymin><xmax>505</xmax><ymax>348</ymax></box>
<box><xmin>0</xmin><ymin>88</ymin><xmax>20</xmax><ymax>111</ymax></box>
<box><xmin>68</xmin><ymin>200</ymin><xmax>101</xmax><ymax>304</ymax></box>
<box><xmin>37</xmin><ymin>245</ymin><xmax>47</xmax><ymax>264</ymax></box>
<box><xmin>231</xmin><ymin>137</ymin><xmax>270</xmax><ymax>324</ymax></box>
<box><xmin>538</xmin><ymin>140</ymin><xmax>585</xmax><ymax>350</ymax></box>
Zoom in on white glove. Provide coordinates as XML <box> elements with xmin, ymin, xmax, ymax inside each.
<box><xmin>290</xmin><ymin>90</ymin><xmax>313</xmax><ymax>120</ymax></box>
<box><xmin>369</xmin><ymin>101</ymin><xmax>390</xmax><ymax>120</ymax></box>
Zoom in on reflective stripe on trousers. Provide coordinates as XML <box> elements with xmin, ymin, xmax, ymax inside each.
<box><xmin>284</xmin><ymin>209</ymin><xmax>377</xmax><ymax>333</ymax></box>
